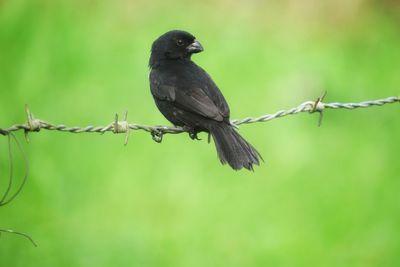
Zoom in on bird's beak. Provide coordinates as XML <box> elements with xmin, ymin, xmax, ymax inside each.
<box><xmin>186</xmin><ymin>39</ymin><xmax>204</xmax><ymax>53</ymax></box>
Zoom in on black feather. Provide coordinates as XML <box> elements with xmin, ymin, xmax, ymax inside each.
<box><xmin>149</xmin><ymin>30</ymin><xmax>262</xmax><ymax>170</ymax></box>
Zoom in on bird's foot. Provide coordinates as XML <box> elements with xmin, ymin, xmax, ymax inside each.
<box><xmin>189</xmin><ymin>132</ymin><xmax>201</xmax><ymax>140</ymax></box>
<box><xmin>183</xmin><ymin>126</ymin><xmax>201</xmax><ymax>140</ymax></box>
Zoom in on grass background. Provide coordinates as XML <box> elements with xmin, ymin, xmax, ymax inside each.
<box><xmin>0</xmin><ymin>0</ymin><xmax>399</xmax><ymax>266</ymax></box>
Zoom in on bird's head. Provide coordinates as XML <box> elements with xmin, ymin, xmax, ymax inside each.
<box><xmin>149</xmin><ymin>30</ymin><xmax>203</xmax><ymax>68</ymax></box>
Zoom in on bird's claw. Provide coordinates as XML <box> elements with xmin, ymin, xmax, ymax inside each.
<box><xmin>189</xmin><ymin>132</ymin><xmax>201</xmax><ymax>140</ymax></box>
<box><xmin>182</xmin><ymin>126</ymin><xmax>201</xmax><ymax>140</ymax></box>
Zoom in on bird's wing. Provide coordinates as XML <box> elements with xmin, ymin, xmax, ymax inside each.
<box><xmin>150</xmin><ymin>68</ymin><xmax>228</xmax><ymax>122</ymax></box>
<box><xmin>152</xmin><ymin>84</ymin><xmax>224</xmax><ymax>121</ymax></box>
<box><xmin>200</xmin><ymin>72</ymin><xmax>230</xmax><ymax>119</ymax></box>
<box><xmin>176</xmin><ymin>87</ymin><xmax>225</xmax><ymax>121</ymax></box>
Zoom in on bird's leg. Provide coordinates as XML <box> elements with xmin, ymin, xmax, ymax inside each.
<box><xmin>183</xmin><ymin>126</ymin><xmax>202</xmax><ymax>140</ymax></box>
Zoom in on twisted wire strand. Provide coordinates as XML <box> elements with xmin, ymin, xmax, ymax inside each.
<box><xmin>0</xmin><ymin>96</ymin><xmax>398</xmax><ymax>139</ymax></box>
<box><xmin>0</xmin><ymin>95</ymin><xmax>398</xmax><ymax>247</ymax></box>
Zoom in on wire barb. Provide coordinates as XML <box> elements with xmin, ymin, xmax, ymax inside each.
<box><xmin>24</xmin><ymin>105</ymin><xmax>41</xmax><ymax>143</ymax></box>
<box><xmin>113</xmin><ymin>111</ymin><xmax>130</xmax><ymax>145</ymax></box>
<box><xmin>310</xmin><ymin>91</ymin><xmax>327</xmax><ymax>126</ymax></box>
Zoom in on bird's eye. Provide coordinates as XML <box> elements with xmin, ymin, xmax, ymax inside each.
<box><xmin>176</xmin><ymin>39</ymin><xmax>184</xmax><ymax>46</ymax></box>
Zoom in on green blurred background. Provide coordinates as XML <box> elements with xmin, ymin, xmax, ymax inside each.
<box><xmin>1</xmin><ymin>0</ymin><xmax>399</xmax><ymax>266</ymax></box>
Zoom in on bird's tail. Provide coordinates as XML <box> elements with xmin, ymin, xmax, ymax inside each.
<box><xmin>209</xmin><ymin>123</ymin><xmax>262</xmax><ymax>171</ymax></box>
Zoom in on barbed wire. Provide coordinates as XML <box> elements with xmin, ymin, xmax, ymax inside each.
<box><xmin>0</xmin><ymin>94</ymin><xmax>398</xmax><ymax>246</ymax></box>
<box><xmin>0</xmin><ymin>94</ymin><xmax>398</xmax><ymax>143</ymax></box>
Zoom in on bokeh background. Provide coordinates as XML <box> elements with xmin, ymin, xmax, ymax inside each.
<box><xmin>1</xmin><ymin>0</ymin><xmax>399</xmax><ymax>266</ymax></box>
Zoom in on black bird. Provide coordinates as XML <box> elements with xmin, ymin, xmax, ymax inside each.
<box><xmin>149</xmin><ymin>30</ymin><xmax>262</xmax><ymax>170</ymax></box>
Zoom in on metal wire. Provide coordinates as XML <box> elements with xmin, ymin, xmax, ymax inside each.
<box><xmin>0</xmin><ymin>133</ymin><xmax>29</xmax><ymax>206</ymax></box>
<box><xmin>0</xmin><ymin>96</ymin><xmax>398</xmax><ymax>142</ymax></box>
<box><xmin>0</xmin><ymin>133</ymin><xmax>34</xmax><ymax>246</ymax></box>
<box><xmin>0</xmin><ymin>229</ymin><xmax>37</xmax><ymax>247</ymax></box>
<box><xmin>0</xmin><ymin>94</ymin><xmax>398</xmax><ymax>247</ymax></box>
